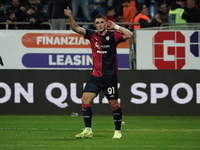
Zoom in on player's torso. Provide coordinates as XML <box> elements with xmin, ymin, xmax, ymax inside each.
<box><xmin>90</xmin><ymin>31</ymin><xmax>118</xmax><ymax>78</ymax></box>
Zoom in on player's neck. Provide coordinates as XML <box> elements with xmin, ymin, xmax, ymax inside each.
<box><xmin>98</xmin><ymin>30</ymin><xmax>107</xmax><ymax>36</ymax></box>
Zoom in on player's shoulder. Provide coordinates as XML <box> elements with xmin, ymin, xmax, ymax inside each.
<box><xmin>86</xmin><ymin>29</ymin><xmax>96</xmax><ymax>34</ymax></box>
<box><xmin>106</xmin><ymin>30</ymin><xmax>116</xmax><ymax>36</ymax></box>
<box><xmin>85</xmin><ymin>29</ymin><xmax>97</xmax><ymax>38</ymax></box>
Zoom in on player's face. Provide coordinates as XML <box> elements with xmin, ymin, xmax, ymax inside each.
<box><xmin>94</xmin><ymin>18</ymin><xmax>106</xmax><ymax>33</ymax></box>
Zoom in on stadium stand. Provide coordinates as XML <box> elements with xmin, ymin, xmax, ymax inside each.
<box><xmin>151</xmin><ymin>0</ymin><xmax>158</xmax><ymax>4</ymax></box>
<box><xmin>88</xmin><ymin>0</ymin><xmax>106</xmax><ymax>5</ymax></box>
<box><xmin>4</xmin><ymin>5</ymin><xmax>9</xmax><ymax>11</ymax></box>
<box><xmin>137</xmin><ymin>0</ymin><xmax>145</xmax><ymax>4</ymax></box>
<box><xmin>43</xmin><ymin>5</ymin><xmax>48</xmax><ymax>13</ymax></box>
<box><xmin>75</xmin><ymin>8</ymin><xmax>86</xmax><ymax>22</ymax></box>
<box><xmin>90</xmin><ymin>6</ymin><xmax>106</xmax><ymax>16</ymax></box>
<box><xmin>148</xmin><ymin>4</ymin><xmax>159</xmax><ymax>19</ymax></box>
<box><xmin>4</xmin><ymin>0</ymin><xmax>12</xmax><ymax>5</ymax></box>
<box><xmin>0</xmin><ymin>0</ymin><xmax>170</xmax><ymax>29</ymax></box>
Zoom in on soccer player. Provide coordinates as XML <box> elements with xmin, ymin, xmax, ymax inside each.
<box><xmin>64</xmin><ymin>7</ymin><xmax>133</xmax><ymax>139</ymax></box>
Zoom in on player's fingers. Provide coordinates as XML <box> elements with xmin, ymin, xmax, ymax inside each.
<box><xmin>108</xmin><ymin>20</ymin><xmax>113</xmax><ymax>24</ymax></box>
<box><xmin>64</xmin><ymin>9</ymin><xmax>67</xmax><ymax>15</ymax></box>
<box><xmin>108</xmin><ymin>21</ymin><xmax>113</xmax><ymax>27</ymax></box>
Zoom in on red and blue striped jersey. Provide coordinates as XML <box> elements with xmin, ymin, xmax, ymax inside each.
<box><xmin>84</xmin><ymin>29</ymin><xmax>125</xmax><ymax>80</ymax></box>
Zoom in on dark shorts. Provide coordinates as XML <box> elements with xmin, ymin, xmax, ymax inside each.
<box><xmin>83</xmin><ymin>75</ymin><xmax>118</xmax><ymax>100</ymax></box>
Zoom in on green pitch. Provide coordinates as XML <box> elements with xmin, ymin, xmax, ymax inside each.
<box><xmin>0</xmin><ymin>115</ymin><xmax>200</xmax><ymax>150</ymax></box>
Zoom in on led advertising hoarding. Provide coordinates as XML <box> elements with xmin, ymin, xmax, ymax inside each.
<box><xmin>0</xmin><ymin>70</ymin><xmax>200</xmax><ymax>115</ymax></box>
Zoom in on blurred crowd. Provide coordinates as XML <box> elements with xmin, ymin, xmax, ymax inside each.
<box><xmin>0</xmin><ymin>0</ymin><xmax>49</xmax><ymax>29</ymax></box>
<box><xmin>0</xmin><ymin>0</ymin><xmax>199</xmax><ymax>30</ymax></box>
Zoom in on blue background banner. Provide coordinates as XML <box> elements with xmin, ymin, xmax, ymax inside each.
<box><xmin>22</xmin><ymin>53</ymin><xmax>129</xmax><ymax>69</ymax></box>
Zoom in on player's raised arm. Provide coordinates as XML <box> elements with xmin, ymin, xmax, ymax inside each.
<box><xmin>107</xmin><ymin>20</ymin><xmax>133</xmax><ymax>40</ymax></box>
<box><xmin>64</xmin><ymin>7</ymin><xmax>86</xmax><ymax>35</ymax></box>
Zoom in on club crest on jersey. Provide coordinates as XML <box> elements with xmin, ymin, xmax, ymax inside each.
<box><xmin>106</xmin><ymin>36</ymin><xmax>110</xmax><ymax>41</ymax></box>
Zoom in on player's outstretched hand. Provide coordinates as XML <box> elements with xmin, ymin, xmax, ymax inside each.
<box><xmin>64</xmin><ymin>7</ymin><xmax>72</xmax><ymax>18</ymax></box>
<box><xmin>107</xmin><ymin>20</ymin><xmax>116</xmax><ymax>30</ymax></box>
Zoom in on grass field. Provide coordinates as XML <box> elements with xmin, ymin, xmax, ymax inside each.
<box><xmin>0</xmin><ymin>115</ymin><xmax>200</xmax><ymax>150</ymax></box>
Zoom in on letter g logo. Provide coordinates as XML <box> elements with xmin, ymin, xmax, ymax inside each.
<box><xmin>153</xmin><ymin>31</ymin><xmax>186</xmax><ymax>69</ymax></box>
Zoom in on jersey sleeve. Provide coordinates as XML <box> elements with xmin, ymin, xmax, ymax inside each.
<box><xmin>114</xmin><ymin>31</ymin><xmax>126</xmax><ymax>44</ymax></box>
<box><xmin>84</xmin><ymin>29</ymin><xmax>95</xmax><ymax>40</ymax></box>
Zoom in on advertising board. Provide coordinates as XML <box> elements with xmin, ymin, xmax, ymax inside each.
<box><xmin>136</xmin><ymin>30</ymin><xmax>200</xmax><ymax>70</ymax></box>
<box><xmin>0</xmin><ymin>30</ymin><xmax>130</xmax><ymax>69</ymax></box>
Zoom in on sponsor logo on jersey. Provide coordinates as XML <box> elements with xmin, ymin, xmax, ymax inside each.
<box><xmin>106</xmin><ymin>36</ymin><xmax>110</xmax><ymax>41</ymax></box>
